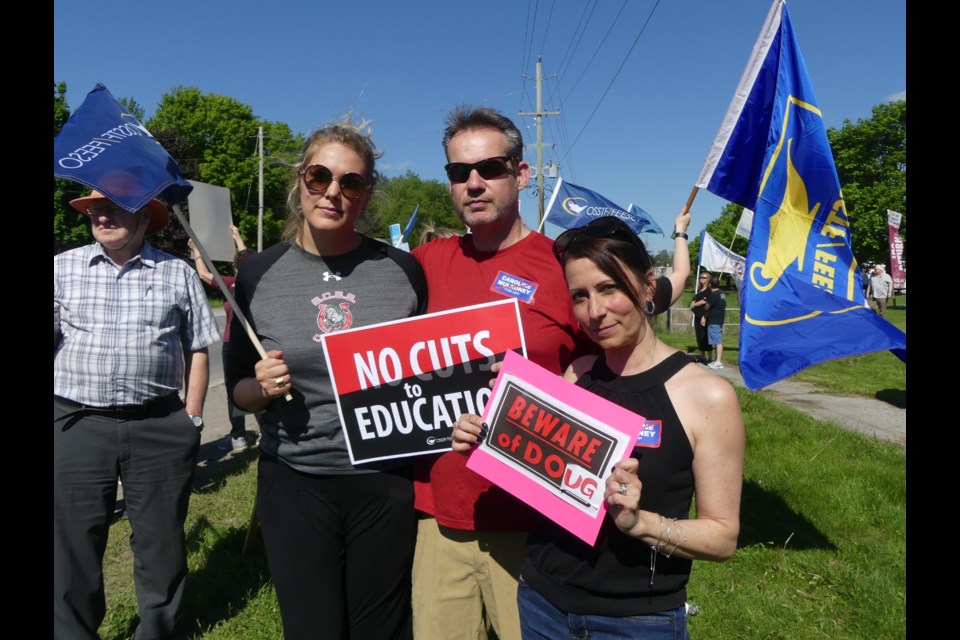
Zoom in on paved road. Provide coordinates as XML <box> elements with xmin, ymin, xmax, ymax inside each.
<box><xmin>709</xmin><ymin>360</ymin><xmax>906</xmax><ymax>449</ymax></box>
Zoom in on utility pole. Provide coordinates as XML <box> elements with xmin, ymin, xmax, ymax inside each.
<box><xmin>519</xmin><ymin>57</ymin><xmax>560</xmax><ymax>225</ymax></box>
<box><xmin>257</xmin><ymin>126</ymin><xmax>264</xmax><ymax>253</ymax></box>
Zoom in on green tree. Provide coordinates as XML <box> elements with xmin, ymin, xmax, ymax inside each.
<box><xmin>118</xmin><ymin>96</ymin><xmax>146</xmax><ymax>123</ymax></box>
<box><xmin>828</xmin><ymin>100</ymin><xmax>906</xmax><ymax>265</ymax></box>
<box><xmin>696</xmin><ymin>202</ymin><xmax>749</xmax><ymax>287</ymax></box>
<box><xmin>147</xmin><ymin>86</ymin><xmax>303</xmax><ymax>254</ymax></box>
<box><xmin>652</xmin><ymin>249</ymin><xmax>672</xmax><ymax>267</ymax></box>
<box><xmin>365</xmin><ymin>171</ymin><xmax>461</xmax><ymax>245</ymax></box>
<box><xmin>54</xmin><ymin>82</ymin><xmax>90</xmax><ymax>253</ymax></box>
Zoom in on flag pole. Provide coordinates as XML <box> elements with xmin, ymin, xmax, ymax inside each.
<box><xmin>683</xmin><ymin>186</ymin><xmax>699</xmax><ymax>213</ymax></box>
<box><xmin>537</xmin><ymin>177</ymin><xmax>564</xmax><ymax>234</ymax></box>
<box><xmin>171</xmin><ymin>203</ymin><xmax>292</xmax><ymax>401</ymax></box>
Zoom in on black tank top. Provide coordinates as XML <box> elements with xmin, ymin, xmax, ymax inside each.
<box><xmin>522</xmin><ymin>351</ymin><xmax>695</xmax><ymax>616</ymax></box>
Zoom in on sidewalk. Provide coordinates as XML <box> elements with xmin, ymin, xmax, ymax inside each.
<box><xmin>707</xmin><ymin>359</ymin><xmax>906</xmax><ymax>448</ymax></box>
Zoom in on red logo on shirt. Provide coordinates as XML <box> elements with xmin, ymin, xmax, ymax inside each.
<box><xmin>312</xmin><ymin>291</ymin><xmax>356</xmax><ymax>340</ymax></box>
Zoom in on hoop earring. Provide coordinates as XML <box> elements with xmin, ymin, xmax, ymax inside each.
<box><xmin>643</xmin><ymin>299</ymin><xmax>656</xmax><ymax>316</ymax></box>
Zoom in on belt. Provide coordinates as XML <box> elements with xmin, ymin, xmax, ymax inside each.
<box><xmin>54</xmin><ymin>393</ymin><xmax>182</xmax><ymax>419</ymax></box>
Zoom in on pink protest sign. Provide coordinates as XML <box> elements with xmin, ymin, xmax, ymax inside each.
<box><xmin>466</xmin><ymin>350</ymin><xmax>644</xmax><ymax>545</ymax></box>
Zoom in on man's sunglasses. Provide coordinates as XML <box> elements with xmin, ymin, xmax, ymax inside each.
<box><xmin>444</xmin><ymin>156</ymin><xmax>516</xmax><ymax>183</ymax></box>
<box><xmin>298</xmin><ymin>164</ymin><xmax>370</xmax><ymax>200</ymax></box>
<box><xmin>552</xmin><ymin>216</ymin><xmax>647</xmax><ymax>262</ymax></box>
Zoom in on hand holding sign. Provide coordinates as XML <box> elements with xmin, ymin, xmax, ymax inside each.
<box><xmin>452</xmin><ymin>415</ymin><xmax>487</xmax><ymax>453</ymax></box>
<box><xmin>605</xmin><ymin>458</ymin><xmax>643</xmax><ymax>534</ymax></box>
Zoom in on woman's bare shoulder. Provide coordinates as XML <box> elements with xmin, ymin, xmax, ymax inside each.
<box><xmin>563</xmin><ymin>355</ymin><xmax>599</xmax><ymax>383</ymax></box>
<box><xmin>669</xmin><ymin>360</ymin><xmax>740</xmax><ymax>409</ymax></box>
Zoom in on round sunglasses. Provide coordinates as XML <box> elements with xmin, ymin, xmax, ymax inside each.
<box><xmin>444</xmin><ymin>156</ymin><xmax>516</xmax><ymax>184</ymax></box>
<box><xmin>298</xmin><ymin>164</ymin><xmax>370</xmax><ymax>200</ymax></box>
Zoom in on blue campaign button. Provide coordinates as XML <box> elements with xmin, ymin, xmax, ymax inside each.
<box><xmin>490</xmin><ymin>271</ymin><xmax>539</xmax><ymax>304</ymax></box>
<box><xmin>635</xmin><ymin>420</ymin><xmax>662</xmax><ymax>448</ymax></box>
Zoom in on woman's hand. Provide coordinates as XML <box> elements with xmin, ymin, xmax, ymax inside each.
<box><xmin>255</xmin><ymin>349</ymin><xmax>291</xmax><ymax>399</ymax></box>
<box><xmin>451</xmin><ymin>414</ymin><xmax>487</xmax><ymax>453</ymax></box>
<box><xmin>487</xmin><ymin>360</ymin><xmax>502</xmax><ymax>389</ymax></box>
<box><xmin>605</xmin><ymin>458</ymin><xmax>644</xmax><ymax>534</ymax></box>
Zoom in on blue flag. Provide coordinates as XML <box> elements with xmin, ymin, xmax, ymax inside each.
<box><xmin>695</xmin><ymin>0</ymin><xmax>906</xmax><ymax>390</ymax></box>
<box><xmin>543</xmin><ymin>178</ymin><xmax>652</xmax><ymax>236</ymax></box>
<box><xmin>401</xmin><ymin>204</ymin><xmax>420</xmax><ymax>243</ymax></box>
<box><xmin>626</xmin><ymin>204</ymin><xmax>665</xmax><ymax>236</ymax></box>
<box><xmin>53</xmin><ymin>83</ymin><xmax>193</xmax><ymax>211</ymax></box>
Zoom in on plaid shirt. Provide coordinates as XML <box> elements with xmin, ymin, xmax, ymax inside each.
<box><xmin>54</xmin><ymin>242</ymin><xmax>222</xmax><ymax>407</ymax></box>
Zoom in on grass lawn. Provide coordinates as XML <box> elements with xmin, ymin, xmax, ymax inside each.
<box><xmin>96</xmin><ymin>398</ymin><xmax>906</xmax><ymax>639</ymax></box>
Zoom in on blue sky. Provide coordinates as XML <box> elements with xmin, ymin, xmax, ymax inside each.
<box><xmin>54</xmin><ymin>0</ymin><xmax>905</xmax><ymax>255</ymax></box>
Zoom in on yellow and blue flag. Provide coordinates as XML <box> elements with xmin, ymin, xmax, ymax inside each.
<box><xmin>544</xmin><ymin>178</ymin><xmax>656</xmax><ymax>236</ymax></box>
<box><xmin>695</xmin><ymin>0</ymin><xmax>906</xmax><ymax>390</ymax></box>
<box><xmin>53</xmin><ymin>83</ymin><xmax>193</xmax><ymax>210</ymax></box>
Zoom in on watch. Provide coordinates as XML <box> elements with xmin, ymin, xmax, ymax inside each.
<box><xmin>189</xmin><ymin>414</ymin><xmax>203</xmax><ymax>429</ymax></box>
<box><xmin>672</xmin><ymin>230</ymin><xmax>689</xmax><ymax>240</ymax></box>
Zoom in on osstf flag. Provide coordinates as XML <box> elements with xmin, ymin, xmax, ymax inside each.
<box><xmin>694</xmin><ymin>0</ymin><xmax>906</xmax><ymax>389</ymax></box>
<box><xmin>544</xmin><ymin>178</ymin><xmax>650</xmax><ymax>235</ymax></box>
<box><xmin>54</xmin><ymin>83</ymin><xmax>193</xmax><ymax>211</ymax></box>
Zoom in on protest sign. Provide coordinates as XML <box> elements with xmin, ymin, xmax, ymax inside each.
<box><xmin>466</xmin><ymin>350</ymin><xmax>644</xmax><ymax>545</ymax></box>
<box><xmin>323</xmin><ymin>299</ymin><xmax>525</xmax><ymax>464</ymax></box>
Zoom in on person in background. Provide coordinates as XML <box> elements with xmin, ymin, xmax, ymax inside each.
<box><xmin>866</xmin><ymin>263</ymin><xmax>893</xmax><ymax>317</ymax></box>
<box><xmin>55</xmin><ymin>190</ymin><xmax>221</xmax><ymax>639</ymax></box>
<box><xmin>189</xmin><ymin>226</ymin><xmax>257</xmax><ymax>451</ymax></box>
<box><xmin>453</xmin><ymin>216</ymin><xmax>744</xmax><ymax>639</ymax></box>
<box><xmin>225</xmin><ymin>118</ymin><xmax>426</xmax><ymax>640</ymax></box>
<box><xmin>418</xmin><ymin>220</ymin><xmax>462</xmax><ymax>245</ymax></box>
<box><xmin>690</xmin><ymin>272</ymin><xmax>713</xmax><ymax>364</ymax></box>
<box><xmin>704</xmin><ymin>276</ymin><xmax>726</xmax><ymax>370</ymax></box>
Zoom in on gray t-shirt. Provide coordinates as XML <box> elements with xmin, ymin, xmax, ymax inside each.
<box><xmin>225</xmin><ymin>238</ymin><xmax>427</xmax><ymax>474</ymax></box>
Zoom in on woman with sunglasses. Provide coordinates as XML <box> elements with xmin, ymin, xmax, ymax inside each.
<box><xmin>225</xmin><ymin>119</ymin><xmax>426</xmax><ymax>639</ymax></box>
<box><xmin>454</xmin><ymin>216</ymin><xmax>744</xmax><ymax>639</ymax></box>
<box><xmin>690</xmin><ymin>270</ymin><xmax>713</xmax><ymax>364</ymax></box>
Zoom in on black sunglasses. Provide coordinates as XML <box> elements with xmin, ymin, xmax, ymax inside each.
<box><xmin>444</xmin><ymin>156</ymin><xmax>516</xmax><ymax>183</ymax></box>
<box><xmin>298</xmin><ymin>164</ymin><xmax>370</xmax><ymax>200</ymax></box>
<box><xmin>552</xmin><ymin>216</ymin><xmax>647</xmax><ymax>262</ymax></box>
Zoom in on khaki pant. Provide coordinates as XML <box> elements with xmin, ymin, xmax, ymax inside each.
<box><xmin>412</xmin><ymin>516</ymin><xmax>526</xmax><ymax>640</ymax></box>
<box><xmin>871</xmin><ymin>296</ymin><xmax>888</xmax><ymax>316</ymax></box>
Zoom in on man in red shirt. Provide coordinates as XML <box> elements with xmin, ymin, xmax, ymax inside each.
<box><xmin>411</xmin><ymin>106</ymin><xmax>590</xmax><ymax>639</ymax></box>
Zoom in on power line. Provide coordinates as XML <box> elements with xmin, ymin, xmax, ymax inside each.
<box><xmin>559</xmin><ymin>0</ymin><xmax>663</xmax><ymax>163</ymax></box>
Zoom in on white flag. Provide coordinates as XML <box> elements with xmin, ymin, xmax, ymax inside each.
<box><xmin>734</xmin><ymin>208</ymin><xmax>754</xmax><ymax>239</ymax></box>
<box><xmin>699</xmin><ymin>231</ymin><xmax>746</xmax><ymax>289</ymax></box>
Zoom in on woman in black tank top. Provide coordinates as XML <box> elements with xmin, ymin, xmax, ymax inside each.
<box><xmin>454</xmin><ymin>217</ymin><xmax>745</xmax><ymax>639</ymax></box>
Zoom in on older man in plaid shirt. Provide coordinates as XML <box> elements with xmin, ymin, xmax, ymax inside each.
<box><xmin>54</xmin><ymin>190</ymin><xmax>221</xmax><ymax>639</ymax></box>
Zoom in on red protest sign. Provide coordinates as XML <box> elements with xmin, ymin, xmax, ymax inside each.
<box><xmin>322</xmin><ymin>299</ymin><xmax>525</xmax><ymax>464</ymax></box>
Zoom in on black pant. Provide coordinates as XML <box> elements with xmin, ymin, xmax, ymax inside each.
<box><xmin>222</xmin><ymin>342</ymin><xmax>247</xmax><ymax>438</ymax></box>
<box><xmin>53</xmin><ymin>395</ymin><xmax>200</xmax><ymax>640</ymax></box>
<box><xmin>257</xmin><ymin>457</ymin><xmax>415</xmax><ymax>640</ymax></box>
<box><xmin>694</xmin><ymin>315</ymin><xmax>710</xmax><ymax>354</ymax></box>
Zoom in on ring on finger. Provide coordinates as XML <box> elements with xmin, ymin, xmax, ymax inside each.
<box><xmin>275</xmin><ymin>376</ymin><xmax>285</xmax><ymax>388</ymax></box>
<box><xmin>618</xmin><ymin>483</ymin><xmax>628</xmax><ymax>496</ymax></box>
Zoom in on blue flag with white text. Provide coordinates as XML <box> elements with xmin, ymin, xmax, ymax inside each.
<box><xmin>543</xmin><ymin>178</ymin><xmax>652</xmax><ymax>236</ymax></box>
<box><xmin>54</xmin><ymin>83</ymin><xmax>193</xmax><ymax>211</ymax></box>
<box><xmin>695</xmin><ymin>0</ymin><xmax>906</xmax><ymax>390</ymax></box>
<box><xmin>626</xmin><ymin>204</ymin><xmax>665</xmax><ymax>236</ymax></box>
